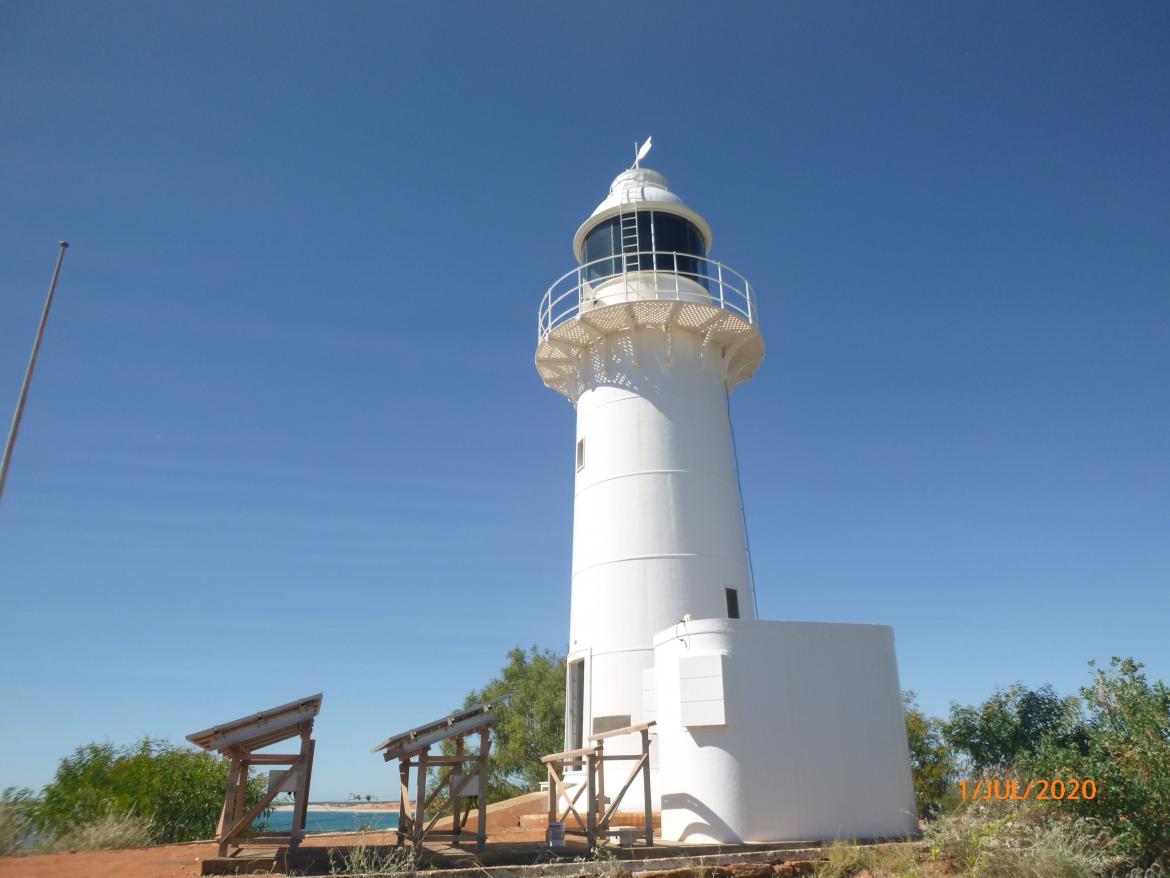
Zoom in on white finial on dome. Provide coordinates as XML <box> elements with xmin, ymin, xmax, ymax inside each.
<box><xmin>633</xmin><ymin>136</ymin><xmax>653</xmax><ymax>169</ymax></box>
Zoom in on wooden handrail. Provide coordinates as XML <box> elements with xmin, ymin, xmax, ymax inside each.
<box><xmin>542</xmin><ymin>722</ymin><xmax>655</xmax><ymax>851</ymax></box>
<box><xmin>542</xmin><ymin>745</ymin><xmax>597</xmax><ymax>763</ymax></box>
<box><xmin>589</xmin><ymin>720</ymin><xmax>656</xmax><ymax>742</ymax></box>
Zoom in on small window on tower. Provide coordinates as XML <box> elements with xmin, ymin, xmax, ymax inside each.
<box><xmin>725</xmin><ymin>587</ymin><xmax>740</xmax><ymax>619</ymax></box>
<box><xmin>576</xmin><ymin>438</ymin><xmax>585</xmax><ymax>472</ymax></box>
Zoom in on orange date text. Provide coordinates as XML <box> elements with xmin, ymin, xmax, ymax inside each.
<box><xmin>959</xmin><ymin>779</ymin><xmax>1097</xmax><ymax>801</ymax></box>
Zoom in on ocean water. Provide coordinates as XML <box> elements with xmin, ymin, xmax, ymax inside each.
<box><xmin>258</xmin><ymin>809</ymin><xmax>400</xmax><ymax>834</ymax></box>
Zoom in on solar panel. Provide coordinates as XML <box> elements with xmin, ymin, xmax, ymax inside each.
<box><xmin>187</xmin><ymin>693</ymin><xmax>323</xmax><ymax>753</ymax></box>
<box><xmin>371</xmin><ymin>701</ymin><xmax>494</xmax><ymax>761</ymax></box>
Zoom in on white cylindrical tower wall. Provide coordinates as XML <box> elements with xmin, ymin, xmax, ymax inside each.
<box><xmin>569</xmin><ymin>327</ymin><xmax>755</xmax><ymax>754</ymax></box>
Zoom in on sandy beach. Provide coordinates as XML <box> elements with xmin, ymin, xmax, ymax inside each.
<box><xmin>271</xmin><ymin>801</ymin><xmax>402</xmax><ymax>812</ymax></box>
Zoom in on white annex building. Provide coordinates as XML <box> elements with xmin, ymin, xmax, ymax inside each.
<box><xmin>535</xmin><ymin>144</ymin><xmax>918</xmax><ymax>843</ymax></box>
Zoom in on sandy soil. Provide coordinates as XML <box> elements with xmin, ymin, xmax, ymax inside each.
<box><xmin>0</xmin><ymin>839</ymin><xmax>222</xmax><ymax>878</ymax></box>
<box><xmin>0</xmin><ymin>794</ymin><xmax>662</xmax><ymax>878</ymax></box>
<box><xmin>0</xmin><ymin>797</ymin><xmax>549</xmax><ymax>878</ymax></box>
<box><xmin>0</xmin><ymin>830</ymin><xmax>411</xmax><ymax>878</ymax></box>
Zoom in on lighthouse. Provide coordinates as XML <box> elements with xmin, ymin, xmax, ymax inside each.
<box><xmin>536</xmin><ymin>149</ymin><xmax>763</xmax><ymax>757</ymax></box>
<box><xmin>536</xmin><ymin>145</ymin><xmax>918</xmax><ymax>843</ymax></box>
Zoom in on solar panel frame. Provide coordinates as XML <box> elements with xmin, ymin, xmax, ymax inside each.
<box><xmin>186</xmin><ymin>693</ymin><xmax>323</xmax><ymax>754</ymax></box>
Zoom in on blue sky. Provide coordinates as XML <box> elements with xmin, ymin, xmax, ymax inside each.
<box><xmin>1</xmin><ymin>1</ymin><xmax>1167</xmax><ymax>801</ymax></box>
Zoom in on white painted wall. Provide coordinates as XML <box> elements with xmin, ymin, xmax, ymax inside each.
<box><xmin>568</xmin><ymin>328</ymin><xmax>755</xmax><ymax>785</ymax></box>
<box><xmin>652</xmin><ymin>619</ymin><xmax>919</xmax><ymax>843</ymax></box>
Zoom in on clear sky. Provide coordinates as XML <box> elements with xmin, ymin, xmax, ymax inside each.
<box><xmin>1</xmin><ymin>1</ymin><xmax>1167</xmax><ymax>802</ymax></box>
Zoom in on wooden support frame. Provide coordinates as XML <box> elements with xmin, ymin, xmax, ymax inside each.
<box><xmin>373</xmin><ymin>704</ymin><xmax>495</xmax><ymax>853</ymax></box>
<box><xmin>187</xmin><ymin>694</ymin><xmax>323</xmax><ymax>858</ymax></box>
<box><xmin>542</xmin><ymin>720</ymin><xmax>655</xmax><ymax>851</ymax></box>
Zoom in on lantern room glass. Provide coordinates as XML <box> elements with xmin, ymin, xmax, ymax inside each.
<box><xmin>582</xmin><ymin>212</ymin><xmax>707</xmax><ymax>284</ymax></box>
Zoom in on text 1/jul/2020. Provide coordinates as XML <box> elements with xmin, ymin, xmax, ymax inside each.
<box><xmin>959</xmin><ymin>779</ymin><xmax>1097</xmax><ymax>801</ymax></box>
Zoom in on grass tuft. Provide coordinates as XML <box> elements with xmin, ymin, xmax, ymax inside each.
<box><xmin>328</xmin><ymin>834</ymin><xmax>417</xmax><ymax>876</ymax></box>
<box><xmin>49</xmin><ymin>810</ymin><xmax>155</xmax><ymax>852</ymax></box>
<box><xmin>926</xmin><ymin>799</ymin><xmax>1125</xmax><ymax>877</ymax></box>
<box><xmin>812</xmin><ymin>840</ymin><xmax>924</xmax><ymax>878</ymax></box>
<box><xmin>0</xmin><ymin>801</ymin><xmax>30</xmax><ymax>856</ymax></box>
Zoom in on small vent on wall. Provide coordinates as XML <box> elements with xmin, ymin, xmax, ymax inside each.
<box><xmin>576</xmin><ymin>438</ymin><xmax>585</xmax><ymax>472</ymax></box>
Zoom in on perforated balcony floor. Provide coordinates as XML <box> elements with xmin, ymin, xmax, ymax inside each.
<box><xmin>535</xmin><ymin>300</ymin><xmax>764</xmax><ymax>402</ymax></box>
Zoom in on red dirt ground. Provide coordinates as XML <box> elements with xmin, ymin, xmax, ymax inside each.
<box><xmin>0</xmin><ymin>829</ymin><xmax>402</xmax><ymax>878</ymax></box>
<box><xmin>0</xmin><ymin>794</ymin><xmax>670</xmax><ymax>878</ymax></box>
<box><xmin>0</xmin><ymin>839</ymin><xmax>217</xmax><ymax>878</ymax></box>
<box><xmin>0</xmin><ymin>824</ymin><xmax>555</xmax><ymax>877</ymax></box>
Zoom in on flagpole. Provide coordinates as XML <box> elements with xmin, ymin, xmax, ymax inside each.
<box><xmin>0</xmin><ymin>241</ymin><xmax>70</xmax><ymax>505</ymax></box>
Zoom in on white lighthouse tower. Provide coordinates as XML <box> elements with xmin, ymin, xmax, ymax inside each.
<box><xmin>536</xmin><ymin>146</ymin><xmax>918</xmax><ymax>843</ymax></box>
<box><xmin>536</xmin><ymin>148</ymin><xmax>762</xmax><ymax>754</ymax></box>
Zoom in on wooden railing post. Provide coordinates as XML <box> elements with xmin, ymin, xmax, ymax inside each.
<box><xmin>642</xmin><ymin>728</ymin><xmax>653</xmax><ymax>846</ymax></box>
<box><xmin>476</xmin><ymin>728</ymin><xmax>490</xmax><ymax>852</ymax></box>
<box><xmin>547</xmin><ymin>763</ymin><xmax>556</xmax><ymax>832</ymax></box>
<box><xmin>595</xmin><ymin>738</ymin><xmax>606</xmax><ymax>827</ymax></box>
<box><xmin>216</xmin><ymin>756</ymin><xmax>241</xmax><ymax>856</ymax></box>
<box><xmin>451</xmin><ymin>737</ymin><xmax>465</xmax><ymax>844</ymax></box>
<box><xmin>397</xmin><ymin>761</ymin><xmax>410</xmax><ymax>847</ymax></box>
<box><xmin>585</xmin><ymin>749</ymin><xmax>597</xmax><ymax>851</ymax></box>
<box><xmin>300</xmin><ymin>738</ymin><xmax>316</xmax><ymax>843</ymax></box>
<box><xmin>287</xmin><ymin>726</ymin><xmax>312</xmax><ymax>852</ymax></box>
<box><xmin>414</xmin><ymin>751</ymin><xmax>427</xmax><ymax>851</ymax></box>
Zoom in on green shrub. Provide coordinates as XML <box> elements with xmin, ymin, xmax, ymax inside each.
<box><xmin>32</xmin><ymin>737</ymin><xmax>267</xmax><ymax>845</ymax></box>
<box><xmin>938</xmin><ymin>657</ymin><xmax>1170</xmax><ymax>868</ymax></box>
<box><xmin>944</xmin><ymin>683</ymin><xmax>1085</xmax><ymax>773</ymax></box>
<box><xmin>1025</xmin><ymin>658</ymin><xmax>1170</xmax><ymax>869</ymax></box>
<box><xmin>903</xmin><ymin>692</ymin><xmax>955</xmax><ymax>819</ymax></box>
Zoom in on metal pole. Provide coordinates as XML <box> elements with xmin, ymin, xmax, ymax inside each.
<box><xmin>0</xmin><ymin>241</ymin><xmax>70</xmax><ymax>505</ymax></box>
